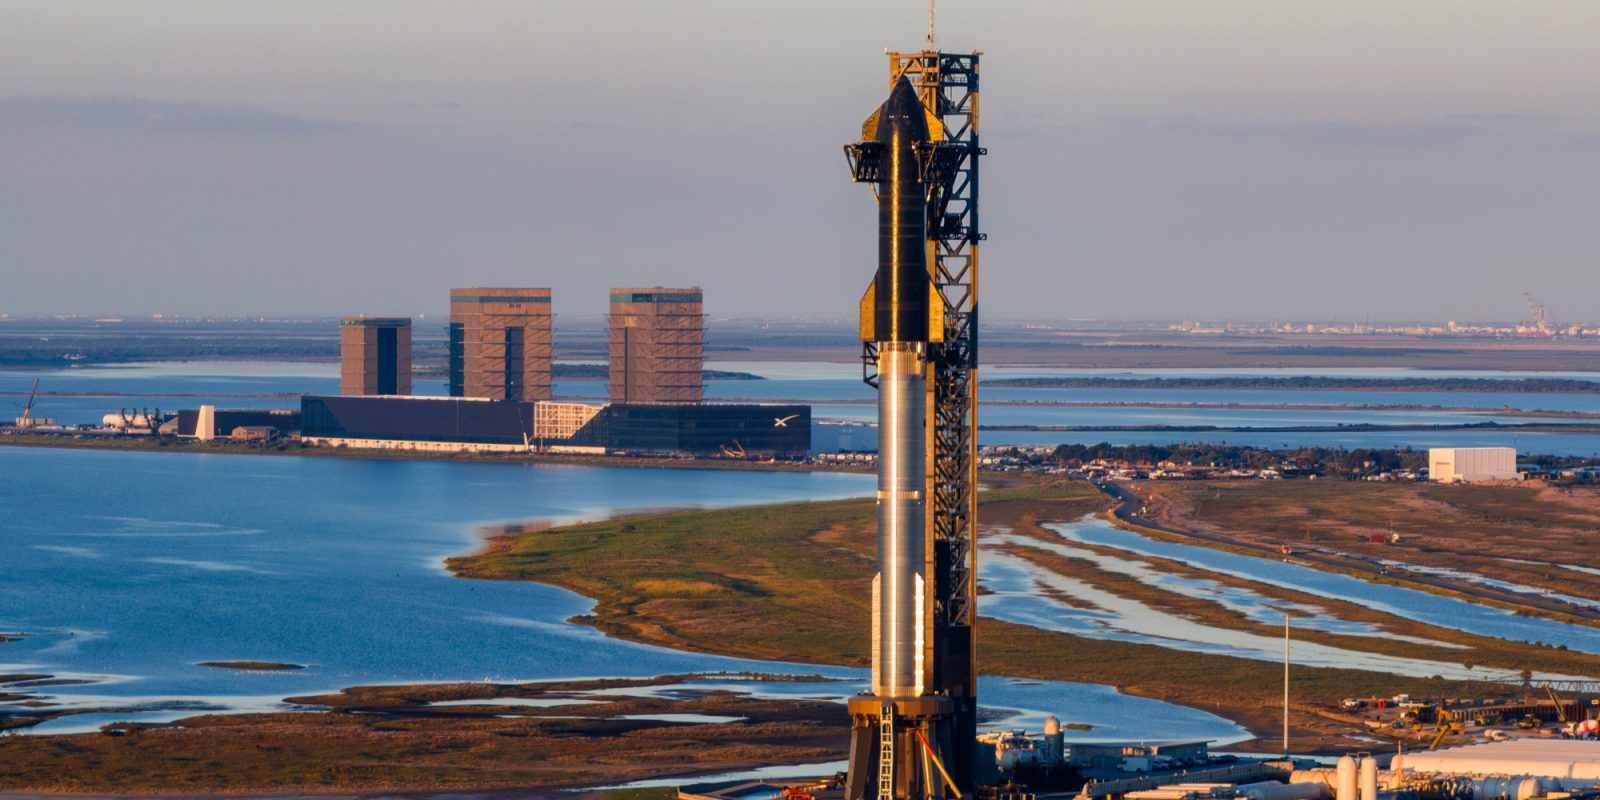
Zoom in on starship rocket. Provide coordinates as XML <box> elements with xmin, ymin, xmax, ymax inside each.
<box><xmin>843</xmin><ymin>75</ymin><xmax>964</xmax><ymax>800</ymax></box>
<box><xmin>858</xmin><ymin>75</ymin><xmax>943</xmax><ymax>701</ymax></box>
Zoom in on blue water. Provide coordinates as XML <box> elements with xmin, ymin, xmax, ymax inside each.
<box><xmin>1053</xmin><ymin>521</ymin><xmax>1600</xmax><ymax>655</ymax></box>
<box><xmin>977</xmin><ymin>427</ymin><xmax>1600</xmax><ymax>457</ymax></box>
<box><xmin>6</xmin><ymin>360</ymin><xmax>1598</xmax><ymax>455</ymax></box>
<box><xmin>0</xmin><ymin>446</ymin><xmax>1244</xmax><ymax>741</ymax></box>
<box><xmin>0</xmin><ymin>448</ymin><xmax>870</xmax><ymax>696</ymax></box>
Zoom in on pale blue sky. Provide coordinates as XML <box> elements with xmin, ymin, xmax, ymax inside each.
<box><xmin>2</xmin><ymin>1</ymin><xmax>1596</xmax><ymax>323</ymax></box>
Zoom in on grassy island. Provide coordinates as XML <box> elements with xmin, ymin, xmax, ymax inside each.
<box><xmin>449</xmin><ymin>478</ymin><xmax>1598</xmax><ymax>753</ymax></box>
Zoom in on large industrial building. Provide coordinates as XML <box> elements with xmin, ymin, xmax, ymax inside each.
<box><xmin>608</xmin><ymin>287</ymin><xmax>704</xmax><ymax>404</ymax></box>
<box><xmin>300</xmin><ymin>395</ymin><xmax>808</xmax><ymax>456</ymax></box>
<box><xmin>449</xmin><ymin>288</ymin><xmax>553</xmax><ymax>402</ymax></box>
<box><xmin>339</xmin><ymin>317</ymin><xmax>412</xmax><ymax>396</ymax></box>
<box><xmin>1430</xmin><ymin>447</ymin><xmax>1519</xmax><ymax>483</ymax></box>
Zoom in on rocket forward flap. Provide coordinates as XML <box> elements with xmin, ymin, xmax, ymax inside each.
<box><xmin>861</xmin><ymin>106</ymin><xmax>883</xmax><ymax>140</ymax></box>
<box><xmin>860</xmin><ymin>281</ymin><xmax>877</xmax><ymax>343</ymax></box>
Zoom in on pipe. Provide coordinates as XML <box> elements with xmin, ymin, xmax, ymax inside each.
<box><xmin>1239</xmin><ymin>782</ymin><xmax>1332</xmax><ymax>800</ymax></box>
<box><xmin>912</xmin><ymin>727</ymin><xmax>962</xmax><ymax>799</ymax></box>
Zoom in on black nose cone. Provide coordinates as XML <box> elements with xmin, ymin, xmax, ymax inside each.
<box><xmin>877</xmin><ymin>76</ymin><xmax>929</xmax><ymax>143</ymax></box>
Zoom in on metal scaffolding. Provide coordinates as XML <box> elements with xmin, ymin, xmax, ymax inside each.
<box><xmin>608</xmin><ymin>288</ymin><xmax>706</xmax><ymax>404</ymax></box>
<box><xmin>449</xmin><ymin>289</ymin><xmax>553</xmax><ymax>403</ymax></box>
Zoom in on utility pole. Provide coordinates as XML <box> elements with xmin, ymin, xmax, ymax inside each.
<box><xmin>1283</xmin><ymin>612</ymin><xmax>1291</xmax><ymax>755</ymax></box>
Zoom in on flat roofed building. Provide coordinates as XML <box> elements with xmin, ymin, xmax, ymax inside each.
<box><xmin>340</xmin><ymin>317</ymin><xmax>411</xmax><ymax>396</ymax></box>
<box><xmin>299</xmin><ymin>396</ymin><xmax>806</xmax><ymax>456</ymax></box>
<box><xmin>449</xmin><ymin>288</ymin><xmax>553</xmax><ymax>402</ymax></box>
<box><xmin>1429</xmin><ymin>447</ymin><xmax>1519</xmax><ymax>483</ymax></box>
<box><xmin>608</xmin><ymin>287</ymin><xmax>704</xmax><ymax>404</ymax></box>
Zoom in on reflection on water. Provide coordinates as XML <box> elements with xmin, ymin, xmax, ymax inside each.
<box><xmin>0</xmin><ymin>448</ymin><xmax>1244</xmax><ymax>742</ymax></box>
<box><xmin>974</xmin><ymin>515</ymin><xmax>1600</xmax><ymax>681</ymax></box>
<box><xmin>1050</xmin><ymin>518</ymin><xmax>1600</xmax><ymax>656</ymax></box>
<box><xmin>1381</xmin><ymin>561</ymin><xmax>1600</xmax><ymax>610</ymax></box>
<box><xmin>0</xmin><ymin>447</ymin><xmax>871</xmax><ymax>714</ymax></box>
<box><xmin>1006</xmin><ymin>522</ymin><xmax>1461</xmax><ymax>648</ymax></box>
<box><xmin>980</xmin><ymin>548</ymin><xmax>1567</xmax><ymax>681</ymax></box>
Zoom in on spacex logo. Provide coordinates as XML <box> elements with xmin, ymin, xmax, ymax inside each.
<box><xmin>773</xmin><ymin>414</ymin><xmax>799</xmax><ymax>428</ymax></box>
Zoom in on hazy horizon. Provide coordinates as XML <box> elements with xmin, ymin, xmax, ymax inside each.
<box><xmin>3</xmin><ymin>1</ymin><xmax>1596</xmax><ymax>323</ymax></box>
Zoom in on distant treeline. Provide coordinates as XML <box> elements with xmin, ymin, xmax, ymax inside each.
<box><xmin>0</xmin><ymin>340</ymin><xmax>339</xmax><ymax>367</ymax></box>
<box><xmin>551</xmin><ymin>364</ymin><xmax>763</xmax><ymax>381</ymax></box>
<box><xmin>983</xmin><ymin>376</ymin><xmax>1600</xmax><ymax>394</ymax></box>
<box><xmin>1023</xmin><ymin>442</ymin><xmax>1600</xmax><ymax>474</ymax></box>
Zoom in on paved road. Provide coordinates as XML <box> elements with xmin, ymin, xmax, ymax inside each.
<box><xmin>1094</xmin><ymin>480</ymin><xmax>1600</xmax><ymax>624</ymax></box>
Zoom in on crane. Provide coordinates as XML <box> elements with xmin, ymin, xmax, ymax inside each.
<box><xmin>1545</xmin><ymin>682</ymin><xmax>1569</xmax><ymax>723</ymax></box>
<box><xmin>1523</xmin><ymin>293</ymin><xmax>1554</xmax><ymax>336</ymax></box>
<box><xmin>1428</xmin><ymin>707</ymin><xmax>1462</xmax><ymax>750</ymax></box>
<box><xmin>18</xmin><ymin>378</ymin><xmax>39</xmax><ymax>426</ymax></box>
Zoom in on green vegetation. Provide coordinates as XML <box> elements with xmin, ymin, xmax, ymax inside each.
<box><xmin>450</xmin><ymin>479</ymin><xmax>1509</xmax><ymax>750</ymax></box>
<box><xmin>552</xmin><ymin>363</ymin><xmax>763</xmax><ymax>381</ymax></box>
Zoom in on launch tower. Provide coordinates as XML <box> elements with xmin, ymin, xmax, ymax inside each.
<box><xmin>843</xmin><ymin>48</ymin><xmax>983</xmax><ymax>800</ymax></box>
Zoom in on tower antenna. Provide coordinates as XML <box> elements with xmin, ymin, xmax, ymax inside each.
<box><xmin>927</xmin><ymin>0</ymin><xmax>936</xmax><ymax>49</ymax></box>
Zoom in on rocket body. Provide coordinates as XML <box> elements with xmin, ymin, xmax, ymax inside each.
<box><xmin>861</xmin><ymin>77</ymin><xmax>938</xmax><ymax>700</ymax></box>
<box><xmin>875</xmin><ymin>343</ymin><xmax>925</xmax><ymax>697</ymax></box>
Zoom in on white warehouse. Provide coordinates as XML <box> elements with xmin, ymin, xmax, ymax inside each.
<box><xmin>1429</xmin><ymin>447</ymin><xmax>1518</xmax><ymax>483</ymax></box>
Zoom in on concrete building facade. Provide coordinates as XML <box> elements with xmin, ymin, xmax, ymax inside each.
<box><xmin>1429</xmin><ymin>447</ymin><xmax>1519</xmax><ymax>483</ymax></box>
<box><xmin>340</xmin><ymin>317</ymin><xmax>412</xmax><ymax>396</ymax></box>
<box><xmin>608</xmin><ymin>287</ymin><xmax>704</xmax><ymax>404</ymax></box>
<box><xmin>448</xmin><ymin>288</ymin><xmax>553</xmax><ymax>402</ymax></box>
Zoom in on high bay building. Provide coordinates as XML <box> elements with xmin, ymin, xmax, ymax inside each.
<box><xmin>300</xmin><ymin>395</ymin><xmax>808</xmax><ymax>456</ymax></box>
<box><xmin>339</xmin><ymin>317</ymin><xmax>412</xmax><ymax>396</ymax></box>
<box><xmin>310</xmin><ymin>286</ymin><xmax>802</xmax><ymax>456</ymax></box>
<box><xmin>608</xmin><ymin>287</ymin><xmax>704</xmax><ymax>404</ymax></box>
<box><xmin>449</xmin><ymin>288</ymin><xmax>553</xmax><ymax>402</ymax></box>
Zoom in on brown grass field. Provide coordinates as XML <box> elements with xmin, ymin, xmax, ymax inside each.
<box><xmin>1143</xmin><ymin>481</ymin><xmax>1600</xmax><ymax>604</ymax></box>
<box><xmin>0</xmin><ymin>677</ymin><xmax>842</xmax><ymax>795</ymax></box>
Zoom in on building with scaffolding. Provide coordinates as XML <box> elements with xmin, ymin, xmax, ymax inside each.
<box><xmin>339</xmin><ymin>317</ymin><xmax>412</xmax><ymax>396</ymax></box>
<box><xmin>448</xmin><ymin>288</ymin><xmax>554</xmax><ymax>402</ymax></box>
<box><xmin>608</xmin><ymin>287</ymin><xmax>704</xmax><ymax>404</ymax></box>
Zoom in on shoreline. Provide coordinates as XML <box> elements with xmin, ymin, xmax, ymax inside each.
<box><xmin>0</xmin><ymin>674</ymin><xmax>848</xmax><ymax>796</ymax></box>
<box><xmin>443</xmin><ymin>482</ymin><xmax>1498</xmax><ymax>753</ymax></box>
<box><xmin>0</xmin><ymin>432</ymin><xmax>869</xmax><ymax>474</ymax></box>
<box><xmin>9</xmin><ymin>477</ymin><xmax>1597</xmax><ymax>792</ymax></box>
